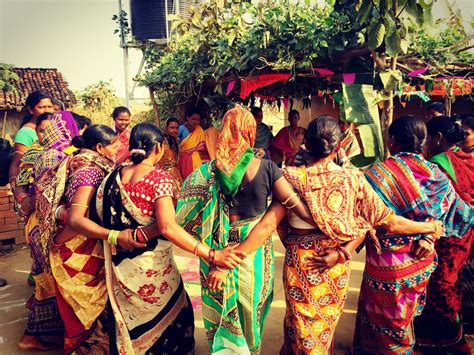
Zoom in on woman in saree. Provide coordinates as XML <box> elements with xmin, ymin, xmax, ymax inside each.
<box><xmin>414</xmin><ymin>116</ymin><xmax>474</xmax><ymax>353</ymax></box>
<box><xmin>271</xmin><ymin>110</ymin><xmax>305</xmax><ymax>166</ymax></box>
<box><xmin>233</xmin><ymin>115</ymin><xmax>444</xmax><ymax>354</ymax></box>
<box><xmin>178</xmin><ymin>108</ymin><xmax>210</xmax><ymax>179</ymax></box>
<box><xmin>176</xmin><ymin>106</ymin><xmax>316</xmax><ymax>355</ymax></box>
<box><xmin>92</xmin><ymin>122</ymin><xmax>245</xmax><ymax>354</ymax></box>
<box><xmin>8</xmin><ymin>91</ymin><xmax>54</xmax><ymax>186</ymax></box>
<box><xmin>43</xmin><ymin>125</ymin><xmax>133</xmax><ymax>353</ymax></box>
<box><xmin>353</xmin><ymin>116</ymin><xmax>473</xmax><ymax>354</ymax></box>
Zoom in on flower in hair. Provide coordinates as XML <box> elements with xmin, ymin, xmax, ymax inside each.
<box><xmin>130</xmin><ymin>149</ymin><xmax>146</xmax><ymax>156</ymax></box>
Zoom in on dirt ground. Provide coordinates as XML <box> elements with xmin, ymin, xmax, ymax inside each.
<box><xmin>0</xmin><ymin>237</ymin><xmax>376</xmax><ymax>354</ymax></box>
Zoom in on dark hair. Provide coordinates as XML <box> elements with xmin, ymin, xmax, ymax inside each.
<box><xmin>112</xmin><ymin>106</ymin><xmax>131</xmax><ymax>120</ymax></box>
<box><xmin>21</xmin><ymin>91</ymin><xmax>52</xmax><ymax>126</ymax></box>
<box><xmin>52</xmin><ymin>99</ymin><xmax>65</xmax><ymax>111</ymax></box>
<box><xmin>289</xmin><ymin>110</ymin><xmax>300</xmax><ymax>118</ymax></box>
<box><xmin>166</xmin><ymin>117</ymin><xmax>179</xmax><ymax>126</ymax></box>
<box><xmin>251</xmin><ymin>107</ymin><xmax>262</xmax><ymax>116</ymax></box>
<box><xmin>0</xmin><ymin>139</ymin><xmax>13</xmax><ymax>186</ymax></box>
<box><xmin>71</xmin><ymin>112</ymin><xmax>92</xmax><ymax>130</ymax></box>
<box><xmin>35</xmin><ymin>112</ymin><xmax>54</xmax><ymax>127</ymax></box>
<box><xmin>460</xmin><ymin>114</ymin><xmax>474</xmax><ymax>130</ymax></box>
<box><xmin>427</xmin><ymin>102</ymin><xmax>445</xmax><ymax>114</ymax></box>
<box><xmin>129</xmin><ymin>123</ymin><xmax>165</xmax><ymax>164</ymax></box>
<box><xmin>305</xmin><ymin>115</ymin><xmax>342</xmax><ymax>160</ymax></box>
<box><xmin>72</xmin><ymin>124</ymin><xmax>117</xmax><ymax>151</ymax></box>
<box><xmin>388</xmin><ymin>116</ymin><xmax>427</xmax><ymax>153</ymax></box>
<box><xmin>426</xmin><ymin>116</ymin><xmax>466</xmax><ymax>145</ymax></box>
<box><xmin>185</xmin><ymin>108</ymin><xmax>201</xmax><ymax>119</ymax></box>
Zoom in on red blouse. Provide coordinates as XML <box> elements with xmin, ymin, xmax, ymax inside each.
<box><xmin>123</xmin><ymin>169</ymin><xmax>174</xmax><ymax>217</ymax></box>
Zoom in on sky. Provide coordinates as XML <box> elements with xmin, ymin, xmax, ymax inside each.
<box><xmin>0</xmin><ymin>0</ymin><xmax>472</xmax><ymax>101</ymax></box>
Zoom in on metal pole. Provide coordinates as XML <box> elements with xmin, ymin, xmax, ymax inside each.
<box><xmin>118</xmin><ymin>0</ymin><xmax>130</xmax><ymax>107</ymax></box>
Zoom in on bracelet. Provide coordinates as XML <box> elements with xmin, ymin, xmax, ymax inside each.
<box><xmin>194</xmin><ymin>241</ymin><xmax>201</xmax><ymax>256</ymax></box>
<box><xmin>422</xmin><ymin>236</ymin><xmax>436</xmax><ymax>244</ymax></box>
<box><xmin>286</xmin><ymin>195</ymin><xmax>300</xmax><ymax>210</ymax></box>
<box><xmin>338</xmin><ymin>246</ymin><xmax>351</xmax><ymax>261</ymax></box>
<box><xmin>140</xmin><ymin>227</ymin><xmax>150</xmax><ymax>242</ymax></box>
<box><xmin>215</xmin><ymin>266</ymin><xmax>228</xmax><ymax>272</ymax></box>
<box><xmin>282</xmin><ymin>192</ymin><xmax>298</xmax><ymax>207</ymax></box>
<box><xmin>133</xmin><ymin>228</ymin><xmax>150</xmax><ymax>243</ymax></box>
<box><xmin>336</xmin><ymin>249</ymin><xmax>346</xmax><ymax>263</ymax></box>
<box><xmin>71</xmin><ymin>203</ymin><xmax>89</xmax><ymax>210</ymax></box>
<box><xmin>208</xmin><ymin>248</ymin><xmax>216</xmax><ymax>265</ymax></box>
<box><xmin>107</xmin><ymin>230</ymin><xmax>119</xmax><ymax>246</ymax></box>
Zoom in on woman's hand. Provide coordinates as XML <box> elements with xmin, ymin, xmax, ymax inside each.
<box><xmin>412</xmin><ymin>238</ymin><xmax>435</xmax><ymax>259</ymax></box>
<box><xmin>431</xmin><ymin>221</ymin><xmax>445</xmax><ymax>239</ymax></box>
<box><xmin>304</xmin><ymin>249</ymin><xmax>341</xmax><ymax>274</ymax></box>
<box><xmin>20</xmin><ymin>195</ymin><xmax>35</xmax><ymax>217</ymax></box>
<box><xmin>206</xmin><ymin>266</ymin><xmax>229</xmax><ymax>293</ymax></box>
<box><xmin>117</xmin><ymin>229</ymin><xmax>146</xmax><ymax>250</ymax></box>
<box><xmin>214</xmin><ymin>246</ymin><xmax>247</xmax><ymax>269</ymax></box>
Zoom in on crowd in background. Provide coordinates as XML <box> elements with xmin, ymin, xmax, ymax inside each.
<box><xmin>0</xmin><ymin>90</ymin><xmax>472</xmax><ymax>354</ymax></box>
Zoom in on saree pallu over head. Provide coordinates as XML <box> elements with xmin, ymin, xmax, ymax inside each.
<box><xmin>354</xmin><ymin>152</ymin><xmax>473</xmax><ymax>354</ymax></box>
<box><xmin>215</xmin><ymin>106</ymin><xmax>256</xmax><ymax>196</ymax></box>
<box><xmin>272</xmin><ymin>126</ymin><xmax>304</xmax><ymax>165</ymax></box>
<box><xmin>177</xmin><ymin>162</ymin><xmax>274</xmax><ymax>355</ymax></box>
<box><xmin>92</xmin><ymin>167</ymin><xmax>194</xmax><ymax>354</ymax></box>
<box><xmin>179</xmin><ymin>125</ymin><xmax>207</xmax><ymax>179</ymax></box>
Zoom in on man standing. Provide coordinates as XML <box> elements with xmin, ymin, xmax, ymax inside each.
<box><xmin>251</xmin><ymin>107</ymin><xmax>273</xmax><ymax>160</ymax></box>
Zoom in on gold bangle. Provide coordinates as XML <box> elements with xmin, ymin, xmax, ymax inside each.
<box><xmin>282</xmin><ymin>192</ymin><xmax>298</xmax><ymax>206</ymax></box>
<box><xmin>215</xmin><ymin>266</ymin><xmax>228</xmax><ymax>272</ymax></box>
<box><xmin>71</xmin><ymin>203</ymin><xmax>89</xmax><ymax>209</ymax></box>
<box><xmin>286</xmin><ymin>195</ymin><xmax>300</xmax><ymax>210</ymax></box>
<box><xmin>193</xmin><ymin>241</ymin><xmax>201</xmax><ymax>256</ymax></box>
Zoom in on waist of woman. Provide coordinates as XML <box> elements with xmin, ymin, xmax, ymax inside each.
<box><xmin>285</xmin><ymin>231</ymin><xmax>337</xmax><ymax>248</ymax></box>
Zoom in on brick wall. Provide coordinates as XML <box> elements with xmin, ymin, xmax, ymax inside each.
<box><xmin>0</xmin><ymin>186</ymin><xmax>26</xmax><ymax>245</ymax></box>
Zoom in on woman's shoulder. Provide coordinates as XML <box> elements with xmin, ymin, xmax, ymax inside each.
<box><xmin>14</xmin><ymin>126</ymin><xmax>37</xmax><ymax>145</ymax></box>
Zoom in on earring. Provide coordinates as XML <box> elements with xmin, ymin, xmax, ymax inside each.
<box><xmin>437</xmin><ymin>141</ymin><xmax>440</xmax><ymax>146</ymax></box>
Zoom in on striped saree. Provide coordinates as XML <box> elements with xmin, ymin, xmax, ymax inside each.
<box><xmin>354</xmin><ymin>152</ymin><xmax>473</xmax><ymax>354</ymax></box>
<box><xmin>176</xmin><ymin>162</ymin><xmax>273</xmax><ymax>354</ymax></box>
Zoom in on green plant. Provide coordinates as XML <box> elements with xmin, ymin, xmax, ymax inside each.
<box><xmin>112</xmin><ymin>10</ymin><xmax>131</xmax><ymax>40</ymax></box>
<box><xmin>72</xmin><ymin>81</ymin><xmax>119</xmax><ymax>125</ymax></box>
<box><xmin>0</xmin><ymin>63</ymin><xmax>19</xmax><ymax>94</ymax></box>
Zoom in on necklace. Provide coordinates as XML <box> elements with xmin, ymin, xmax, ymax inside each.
<box><xmin>141</xmin><ymin>161</ymin><xmax>155</xmax><ymax>168</ymax></box>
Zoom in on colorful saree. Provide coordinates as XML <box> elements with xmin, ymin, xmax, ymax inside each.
<box><xmin>178</xmin><ymin>125</ymin><xmax>209</xmax><ymax>180</ymax></box>
<box><xmin>159</xmin><ymin>139</ymin><xmax>183</xmax><ymax>200</ymax></box>
<box><xmin>46</xmin><ymin>150</ymin><xmax>114</xmax><ymax>353</ymax></box>
<box><xmin>92</xmin><ymin>166</ymin><xmax>195</xmax><ymax>354</ymax></box>
<box><xmin>281</xmin><ymin>163</ymin><xmax>394</xmax><ymax>354</ymax></box>
<box><xmin>177</xmin><ymin>107</ymin><xmax>273</xmax><ymax>354</ymax></box>
<box><xmin>354</xmin><ymin>152</ymin><xmax>473</xmax><ymax>354</ymax></box>
<box><xmin>22</xmin><ymin>112</ymin><xmax>78</xmax><ymax>338</ymax></box>
<box><xmin>414</xmin><ymin>147</ymin><xmax>474</xmax><ymax>351</ymax></box>
<box><xmin>113</xmin><ymin>126</ymin><xmax>131</xmax><ymax>164</ymax></box>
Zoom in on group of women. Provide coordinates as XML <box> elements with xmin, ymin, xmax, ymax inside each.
<box><xmin>6</xmin><ymin>90</ymin><xmax>474</xmax><ymax>355</ymax></box>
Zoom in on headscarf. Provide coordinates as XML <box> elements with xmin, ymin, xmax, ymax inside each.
<box><xmin>34</xmin><ymin>112</ymin><xmax>79</xmax><ymax>179</ymax></box>
<box><xmin>215</xmin><ymin>107</ymin><xmax>256</xmax><ymax>196</ymax></box>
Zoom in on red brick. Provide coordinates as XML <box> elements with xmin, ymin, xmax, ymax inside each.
<box><xmin>0</xmin><ymin>203</ymin><xmax>10</xmax><ymax>211</ymax></box>
<box><xmin>5</xmin><ymin>217</ymin><xmax>21</xmax><ymax>225</ymax></box>
<box><xmin>0</xmin><ymin>229</ymin><xmax>24</xmax><ymax>240</ymax></box>
<box><xmin>0</xmin><ymin>196</ymin><xmax>9</xmax><ymax>204</ymax></box>
<box><xmin>0</xmin><ymin>189</ymin><xmax>9</xmax><ymax>198</ymax></box>
<box><xmin>0</xmin><ymin>223</ymin><xmax>20</xmax><ymax>233</ymax></box>
<box><xmin>0</xmin><ymin>210</ymin><xmax>18</xmax><ymax>219</ymax></box>
<box><xmin>15</xmin><ymin>236</ymin><xmax>27</xmax><ymax>244</ymax></box>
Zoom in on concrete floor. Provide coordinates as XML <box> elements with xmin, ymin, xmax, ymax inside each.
<box><xmin>0</xmin><ymin>237</ymin><xmax>364</xmax><ymax>354</ymax></box>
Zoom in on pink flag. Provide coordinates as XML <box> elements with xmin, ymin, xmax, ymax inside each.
<box><xmin>408</xmin><ymin>67</ymin><xmax>428</xmax><ymax>77</ymax></box>
<box><xmin>282</xmin><ymin>98</ymin><xmax>289</xmax><ymax>108</ymax></box>
<box><xmin>342</xmin><ymin>73</ymin><xmax>356</xmax><ymax>84</ymax></box>
<box><xmin>226</xmin><ymin>80</ymin><xmax>236</xmax><ymax>96</ymax></box>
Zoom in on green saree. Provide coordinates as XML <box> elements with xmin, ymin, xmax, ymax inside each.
<box><xmin>176</xmin><ymin>162</ymin><xmax>274</xmax><ymax>355</ymax></box>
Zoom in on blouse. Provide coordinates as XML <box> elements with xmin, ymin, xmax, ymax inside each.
<box><xmin>14</xmin><ymin>126</ymin><xmax>38</xmax><ymax>147</ymax></box>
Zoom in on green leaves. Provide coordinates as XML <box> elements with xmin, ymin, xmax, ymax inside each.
<box><xmin>368</xmin><ymin>21</ymin><xmax>386</xmax><ymax>50</ymax></box>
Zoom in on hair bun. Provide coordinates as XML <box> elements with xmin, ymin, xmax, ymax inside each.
<box><xmin>71</xmin><ymin>135</ymin><xmax>85</xmax><ymax>149</ymax></box>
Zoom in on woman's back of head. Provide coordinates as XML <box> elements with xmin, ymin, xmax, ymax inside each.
<box><xmin>72</xmin><ymin>124</ymin><xmax>116</xmax><ymax>151</ymax></box>
<box><xmin>129</xmin><ymin>122</ymin><xmax>165</xmax><ymax>164</ymax></box>
<box><xmin>305</xmin><ymin>115</ymin><xmax>342</xmax><ymax>160</ymax></box>
<box><xmin>426</xmin><ymin>115</ymin><xmax>466</xmax><ymax>145</ymax></box>
<box><xmin>388</xmin><ymin>116</ymin><xmax>427</xmax><ymax>154</ymax></box>
<box><xmin>0</xmin><ymin>139</ymin><xmax>13</xmax><ymax>186</ymax></box>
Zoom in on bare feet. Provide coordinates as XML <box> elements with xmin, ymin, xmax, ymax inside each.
<box><xmin>17</xmin><ymin>335</ymin><xmax>56</xmax><ymax>351</ymax></box>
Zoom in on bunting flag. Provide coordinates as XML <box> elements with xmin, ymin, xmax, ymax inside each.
<box><xmin>312</xmin><ymin>68</ymin><xmax>334</xmax><ymax>76</ymax></box>
<box><xmin>240</xmin><ymin>73</ymin><xmax>292</xmax><ymax>99</ymax></box>
<box><xmin>226</xmin><ymin>80</ymin><xmax>236</xmax><ymax>96</ymax></box>
<box><xmin>342</xmin><ymin>73</ymin><xmax>356</xmax><ymax>84</ymax></box>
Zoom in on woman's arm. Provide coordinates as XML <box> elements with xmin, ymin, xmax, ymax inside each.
<box><xmin>272</xmin><ymin>177</ymin><xmax>315</xmax><ymax>226</ymax></box>
<box><xmin>8</xmin><ymin>145</ymin><xmax>28</xmax><ymax>180</ymax></box>
<box><xmin>155</xmin><ymin>196</ymin><xmax>247</xmax><ymax>269</ymax></box>
<box><xmin>235</xmin><ymin>201</ymin><xmax>287</xmax><ymax>254</ymax></box>
<box><xmin>62</xmin><ymin>186</ymin><xmax>143</xmax><ymax>250</ymax></box>
<box><xmin>384</xmin><ymin>215</ymin><xmax>443</xmax><ymax>237</ymax></box>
